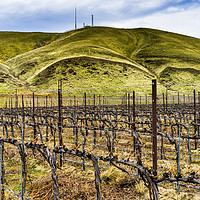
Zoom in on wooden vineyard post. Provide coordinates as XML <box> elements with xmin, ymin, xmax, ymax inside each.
<box><xmin>198</xmin><ymin>92</ymin><xmax>200</xmax><ymax>142</ymax></box>
<box><xmin>74</xmin><ymin>95</ymin><xmax>76</xmax><ymax>107</ymax></box>
<box><xmin>58</xmin><ymin>80</ymin><xmax>63</xmax><ymax>167</ymax></box>
<box><xmin>162</xmin><ymin>93</ymin><xmax>165</xmax><ymax>111</ymax></box>
<box><xmin>128</xmin><ymin>93</ymin><xmax>131</xmax><ymax>128</ymax></box>
<box><xmin>132</xmin><ymin>91</ymin><xmax>136</xmax><ymax>154</ymax></box>
<box><xmin>99</xmin><ymin>95</ymin><xmax>101</xmax><ymax>106</ymax></box>
<box><xmin>145</xmin><ymin>94</ymin><xmax>147</xmax><ymax>105</ymax></box>
<box><xmin>199</xmin><ymin>91</ymin><xmax>200</xmax><ymax>130</ymax></box>
<box><xmin>198</xmin><ymin>91</ymin><xmax>200</xmax><ymax>108</ymax></box>
<box><xmin>152</xmin><ymin>79</ymin><xmax>157</xmax><ymax>176</ymax></box>
<box><xmin>84</xmin><ymin>93</ymin><xmax>88</xmax><ymax>136</ymax></box>
<box><xmin>81</xmin><ymin>92</ymin><xmax>87</xmax><ymax>171</ymax></box>
<box><xmin>11</xmin><ymin>97</ymin><xmax>13</xmax><ymax>109</ymax></box>
<box><xmin>21</xmin><ymin>95</ymin><xmax>26</xmax><ymax>200</ymax></box>
<box><xmin>33</xmin><ymin>93</ymin><xmax>37</xmax><ymax>139</ymax></box>
<box><xmin>0</xmin><ymin>140</ymin><xmax>5</xmax><ymax>200</ymax></box>
<box><xmin>194</xmin><ymin>90</ymin><xmax>198</xmax><ymax>149</ymax></box>
<box><xmin>46</xmin><ymin>95</ymin><xmax>48</xmax><ymax>109</ymax></box>
<box><xmin>94</xmin><ymin>94</ymin><xmax>96</xmax><ymax>107</ymax></box>
<box><xmin>166</xmin><ymin>88</ymin><xmax>168</xmax><ymax>112</ymax></box>
<box><xmin>15</xmin><ymin>89</ymin><xmax>18</xmax><ymax>109</ymax></box>
<box><xmin>132</xmin><ymin>91</ymin><xmax>136</xmax><ymax>131</ymax></box>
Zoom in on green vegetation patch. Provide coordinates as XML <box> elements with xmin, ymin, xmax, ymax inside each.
<box><xmin>31</xmin><ymin>56</ymin><xmax>154</xmax><ymax>93</ymax></box>
<box><xmin>159</xmin><ymin>67</ymin><xmax>200</xmax><ymax>84</ymax></box>
<box><xmin>0</xmin><ymin>32</ymin><xmax>61</xmax><ymax>61</ymax></box>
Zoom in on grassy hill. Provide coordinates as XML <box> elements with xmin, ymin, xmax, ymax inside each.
<box><xmin>0</xmin><ymin>31</ymin><xmax>62</xmax><ymax>92</ymax></box>
<box><xmin>1</xmin><ymin>27</ymin><xmax>200</xmax><ymax>93</ymax></box>
<box><xmin>0</xmin><ymin>31</ymin><xmax>61</xmax><ymax>62</ymax></box>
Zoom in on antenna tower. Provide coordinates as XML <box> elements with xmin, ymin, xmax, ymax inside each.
<box><xmin>92</xmin><ymin>14</ymin><xmax>94</xmax><ymax>26</ymax></box>
<box><xmin>75</xmin><ymin>5</ymin><xmax>77</xmax><ymax>29</ymax></box>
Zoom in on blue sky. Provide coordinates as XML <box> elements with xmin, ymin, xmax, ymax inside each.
<box><xmin>1</xmin><ymin>0</ymin><xmax>200</xmax><ymax>38</ymax></box>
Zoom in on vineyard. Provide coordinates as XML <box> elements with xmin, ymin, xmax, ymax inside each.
<box><xmin>0</xmin><ymin>80</ymin><xmax>200</xmax><ymax>200</ymax></box>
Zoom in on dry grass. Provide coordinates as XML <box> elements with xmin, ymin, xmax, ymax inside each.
<box><xmin>25</xmin><ymin>165</ymin><xmax>147</xmax><ymax>200</ymax></box>
<box><xmin>159</xmin><ymin>187</ymin><xmax>200</xmax><ymax>200</ymax></box>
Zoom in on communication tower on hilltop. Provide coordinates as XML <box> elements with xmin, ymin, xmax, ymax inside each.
<box><xmin>92</xmin><ymin>14</ymin><xmax>94</xmax><ymax>26</ymax></box>
<box><xmin>75</xmin><ymin>5</ymin><xmax>77</xmax><ymax>30</ymax></box>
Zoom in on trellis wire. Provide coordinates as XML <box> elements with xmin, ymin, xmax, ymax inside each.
<box><xmin>0</xmin><ymin>81</ymin><xmax>200</xmax><ymax>199</ymax></box>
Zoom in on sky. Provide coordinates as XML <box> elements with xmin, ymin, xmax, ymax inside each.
<box><xmin>1</xmin><ymin>0</ymin><xmax>200</xmax><ymax>38</ymax></box>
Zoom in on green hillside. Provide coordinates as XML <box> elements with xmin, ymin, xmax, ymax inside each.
<box><xmin>0</xmin><ymin>32</ymin><xmax>61</xmax><ymax>62</ymax></box>
<box><xmin>0</xmin><ymin>31</ymin><xmax>62</xmax><ymax>91</ymax></box>
<box><xmin>1</xmin><ymin>27</ymin><xmax>200</xmax><ymax>92</ymax></box>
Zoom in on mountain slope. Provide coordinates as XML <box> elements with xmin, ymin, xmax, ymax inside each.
<box><xmin>0</xmin><ymin>63</ymin><xmax>25</xmax><ymax>91</ymax></box>
<box><xmin>131</xmin><ymin>28</ymin><xmax>200</xmax><ymax>73</ymax></box>
<box><xmin>0</xmin><ymin>31</ymin><xmax>62</xmax><ymax>91</ymax></box>
<box><xmin>0</xmin><ymin>31</ymin><xmax>61</xmax><ymax>62</ymax></box>
<box><xmin>1</xmin><ymin>27</ymin><xmax>200</xmax><ymax>91</ymax></box>
<box><xmin>31</xmin><ymin>56</ymin><xmax>153</xmax><ymax>91</ymax></box>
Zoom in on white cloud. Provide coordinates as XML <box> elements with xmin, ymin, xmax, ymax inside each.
<box><xmin>99</xmin><ymin>2</ymin><xmax>200</xmax><ymax>38</ymax></box>
<box><xmin>0</xmin><ymin>0</ymin><xmax>174</xmax><ymax>19</ymax></box>
<box><xmin>129</xmin><ymin>0</ymin><xmax>168</xmax><ymax>9</ymax></box>
<box><xmin>0</xmin><ymin>0</ymin><xmax>74</xmax><ymax>19</ymax></box>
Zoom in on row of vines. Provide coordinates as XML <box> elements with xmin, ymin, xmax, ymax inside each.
<box><xmin>0</xmin><ymin>80</ymin><xmax>200</xmax><ymax>199</ymax></box>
